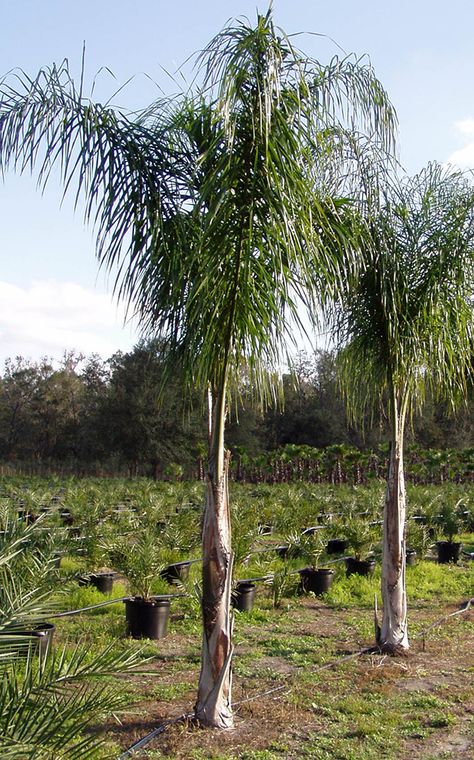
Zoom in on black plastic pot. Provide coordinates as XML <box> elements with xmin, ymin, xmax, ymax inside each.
<box><xmin>326</xmin><ymin>538</ymin><xmax>349</xmax><ymax>555</ymax></box>
<box><xmin>299</xmin><ymin>567</ymin><xmax>335</xmax><ymax>595</ymax></box>
<box><xmin>345</xmin><ymin>557</ymin><xmax>376</xmax><ymax>577</ymax></box>
<box><xmin>29</xmin><ymin>622</ymin><xmax>55</xmax><ymax>656</ymax></box>
<box><xmin>60</xmin><ymin>509</ymin><xmax>74</xmax><ymax>526</ymax></box>
<box><xmin>231</xmin><ymin>582</ymin><xmax>256</xmax><ymax>611</ymax></box>
<box><xmin>436</xmin><ymin>541</ymin><xmax>462</xmax><ymax>564</ymax></box>
<box><xmin>90</xmin><ymin>572</ymin><xmax>115</xmax><ymax>593</ymax></box>
<box><xmin>79</xmin><ymin>572</ymin><xmax>115</xmax><ymax>593</ymax></box>
<box><xmin>405</xmin><ymin>549</ymin><xmax>417</xmax><ymax>566</ymax></box>
<box><xmin>160</xmin><ymin>561</ymin><xmax>191</xmax><ymax>584</ymax></box>
<box><xmin>125</xmin><ymin>597</ymin><xmax>170</xmax><ymax>639</ymax></box>
<box><xmin>317</xmin><ymin>513</ymin><xmax>333</xmax><ymax>525</ymax></box>
<box><xmin>275</xmin><ymin>544</ymin><xmax>289</xmax><ymax>559</ymax></box>
<box><xmin>18</xmin><ymin>509</ymin><xmax>37</xmax><ymax>524</ymax></box>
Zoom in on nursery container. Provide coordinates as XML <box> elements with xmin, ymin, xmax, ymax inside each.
<box><xmin>299</xmin><ymin>567</ymin><xmax>335</xmax><ymax>595</ymax></box>
<box><xmin>231</xmin><ymin>582</ymin><xmax>256</xmax><ymax>611</ymax></box>
<box><xmin>125</xmin><ymin>597</ymin><xmax>170</xmax><ymax>639</ymax></box>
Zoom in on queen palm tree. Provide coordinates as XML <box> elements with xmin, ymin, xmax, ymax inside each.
<box><xmin>334</xmin><ymin>162</ymin><xmax>474</xmax><ymax>652</ymax></box>
<box><xmin>0</xmin><ymin>9</ymin><xmax>395</xmax><ymax>726</ymax></box>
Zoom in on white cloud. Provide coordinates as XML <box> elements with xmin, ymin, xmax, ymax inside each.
<box><xmin>446</xmin><ymin>118</ymin><xmax>474</xmax><ymax>170</ymax></box>
<box><xmin>0</xmin><ymin>280</ymin><xmax>138</xmax><ymax>366</ymax></box>
<box><xmin>453</xmin><ymin>118</ymin><xmax>474</xmax><ymax>137</ymax></box>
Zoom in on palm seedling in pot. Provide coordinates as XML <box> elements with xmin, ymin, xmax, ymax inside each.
<box><xmin>343</xmin><ymin>515</ymin><xmax>379</xmax><ymax>577</ymax></box>
<box><xmin>434</xmin><ymin>501</ymin><xmax>464</xmax><ymax>564</ymax></box>
<box><xmin>158</xmin><ymin>517</ymin><xmax>198</xmax><ymax>585</ymax></box>
<box><xmin>78</xmin><ymin>508</ymin><xmax>116</xmax><ymax>593</ymax></box>
<box><xmin>405</xmin><ymin>519</ymin><xmax>431</xmax><ymax>565</ymax></box>
<box><xmin>288</xmin><ymin>531</ymin><xmax>335</xmax><ymax>595</ymax></box>
<box><xmin>325</xmin><ymin>516</ymin><xmax>350</xmax><ymax>555</ymax></box>
<box><xmin>107</xmin><ymin>531</ymin><xmax>170</xmax><ymax>639</ymax></box>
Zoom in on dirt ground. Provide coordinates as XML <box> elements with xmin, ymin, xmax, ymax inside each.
<box><xmin>98</xmin><ymin>599</ymin><xmax>474</xmax><ymax>759</ymax></box>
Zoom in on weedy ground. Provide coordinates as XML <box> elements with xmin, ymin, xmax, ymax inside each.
<box><xmin>54</xmin><ymin>559</ymin><xmax>474</xmax><ymax>760</ymax></box>
<box><xmin>4</xmin><ymin>476</ymin><xmax>473</xmax><ymax>758</ymax></box>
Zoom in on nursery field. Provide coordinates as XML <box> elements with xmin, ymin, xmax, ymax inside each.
<box><xmin>1</xmin><ymin>476</ymin><xmax>473</xmax><ymax>759</ymax></box>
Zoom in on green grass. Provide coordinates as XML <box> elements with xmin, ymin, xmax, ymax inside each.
<box><xmin>1</xmin><ymin>475</ymin><xmax>473</xmax><ymax>759</ymax></box>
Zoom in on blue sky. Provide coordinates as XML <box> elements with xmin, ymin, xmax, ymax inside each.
<box><xmin>1</xmin><ymin>0</ymin><xmax>474</xmax><ymax>365</ymax></box>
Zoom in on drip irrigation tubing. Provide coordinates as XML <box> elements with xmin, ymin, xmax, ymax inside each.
<box><xmin>117</xmin><ymin>712</ymin><xmax>194</xmax><ymax>759</ymax></box>
<box><xmin>416</xmin><ymin>596</ymin><xmax>473</xmax><ymax>649</ymax></box>
<box><xmin>50</xmin><ymin>593</ymin><xmax>188</xmax><ymax>618</ymax></box>
<box><xmin>117</xmin><ymin>685</ymin><xmax>289</xmax><ymax>759</ymax></box>
<box><xmin>115</xmin><ymin>596</ymin><xmax>473</xmax><ymax>758</ymax></box>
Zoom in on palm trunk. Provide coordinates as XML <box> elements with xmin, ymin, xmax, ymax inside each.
<box><xmin>380</xmin><ymin>392</ymin><xmax>409</xmax><ymax>652</ymax></box>
<box><xmin>195</xmin><ymin>383</ymin><xmax>234</xmax><ymax>728</ymax></box>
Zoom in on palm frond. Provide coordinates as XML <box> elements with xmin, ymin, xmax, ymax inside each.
<box><xmin>334</xmin><ymin>162</ymin><xmax>474</xmax><ymax>423</ymax></box>
<box><xmin>0</xmin><ymin>62</ymin><xmax>184</xmax><ymax>313</ymax></box>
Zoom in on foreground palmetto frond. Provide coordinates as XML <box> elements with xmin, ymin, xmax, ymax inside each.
<box><xmin>0</xmin><ymin>8</ymin><xmax>396</xmax><ymax>727</ymax></box>
<box><xmin>333</xmin><ymin>162</ymin><xmax>474</xmax><ymax>651</ymax></box>
<box><xmin>0</xmin><ymin>518</ymin><xmax>148</xmax><ymax>757</ymax></box>
<box><xmin>0</xmin><ymin>643</ymin><xmax>144</xmax><ymax>759</ymax></box>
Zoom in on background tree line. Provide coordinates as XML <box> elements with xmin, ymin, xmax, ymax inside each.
<box><xmin>0</xmin><ymin>339</ymin><xmax>472</xmax><ymax>478</ymax></box>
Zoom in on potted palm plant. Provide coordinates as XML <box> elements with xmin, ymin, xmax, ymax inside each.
<box><xmin>289</xmin><ymin>532</ymin><xmax>335</xmax><ymax>595</ymax></box>
<box><xmin>107</xmin><ymin>532</ymin><xmax>171</xmax><ymax>639</ymax></box>
<box><xmin>230</xmin><ymin>515</ymin><xmax>259</xmax><ymax>611</ymax></box>
<box><xmin>405</xmin><ymin>519</ymin><xmax>431</xmax><ymax>565</ymax></box>
<box><xmin>343</xmin><ymin>518</ymin><xmax>379</xmax><ymax>577</ymax></box>
<box><xmin>435</xmin><ymin>503</ymin><xmax>464</xmax><ymax>564</ymax></box>
<box><xmin>325</xmin><ymin>517</ymin><xmax>350</xmax><ymax>555</ymax></box>
<box><xmin>158</xmin><ymin>518</ymin><xmax>197</xmax><ymax>585</ymax></box>
<box><xmin>78</xmin><ymin>520</ymin><xmax>116</xmax><ymax>594</ymax></box>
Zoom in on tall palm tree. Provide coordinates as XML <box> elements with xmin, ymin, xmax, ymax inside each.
<box><xmin>0</xmin><ymin>9</ymin><xmax>395</xmax><ymax>726</ymax></box>
<box><xmin>334</xmin><ymin>162</ymin><xmax>474</xmax><ymax>652</ymax></box>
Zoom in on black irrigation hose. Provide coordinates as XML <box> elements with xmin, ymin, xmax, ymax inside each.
<box><xmin>416</xmin><ymin>596</ymin><xmax>473</xmax><ymax>650</ymax></box>
<box><xmin>117</xmin><ymin>712</ymin><xmax>194</xmax><ymax>759</ymax></box>
<box><xmin>117</xmin><ymin>684</ymin><xmax>290</xmax><ymax>759</ymax></box>
<box><xmin>116</xmin><ymin>596</ymin><xmax>474</xmax><ymax>758</ymax></box>
<box><xmin>50</xmin><ymin>594</ymin><xmax>189</xmax><ymax>618</ymax></box>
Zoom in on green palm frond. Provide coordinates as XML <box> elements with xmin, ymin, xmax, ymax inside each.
<box><xmin>0</xmin><ymin>62</ymin><xmax>184</xmax><ymax>312</ymax></box>
<box><xmin>0</xmin><ymin>508</ymin><xmax>147</xmax><ymax>758</ymax></box>
<box><xmin>334</xmin><ymin>162</ymin><xmax>474</xmax><ymax>424</ymax></box>
<box><xmin>0</xmin><ymin>9</ymin><xmax>397</xmax><ymax>408</ymax></box>
<box><xmin>0</xmin><ymin>644</ymin><xmax>141</xmax><ymax>759</ymax></box>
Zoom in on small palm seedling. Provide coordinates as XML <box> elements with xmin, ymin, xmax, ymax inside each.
<box><xmin>405</xmin><ymin>519</ymin><xmax>431</xmax><ymax>563</ymax></box>
<box><xmin>343</xmin><ymin>515</ymin><xmax>380</xmax><ymax>576</ymax></box>
<box><xmin>434</xmin><ymin>501</ymin><xmax>465</xmax><ymax>563</ymax></box>
<box><xmin>107</xmin><ymin>531</ymin><xmax>165</xmax><ymax>601</ymax></box>
<box><xmin>285</xmin><ymin>531</ymin><xmax>335</xmax><ymax>595</ymax></box>
<box><xmin>266</xmin><ymin>562</ymin><xmax>296</xmax><ymax>609</ymax></box>
<box><xmin>107</xmin><ymin>530</ymin><xmax>171</xmax><ymax>639</ymax></box>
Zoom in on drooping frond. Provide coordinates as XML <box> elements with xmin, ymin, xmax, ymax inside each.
<box><xmin>334</xmin><ymin>162</ymin><xmax>474</xmax><ymax>423</ymax></box>
<box><xmin>0</xmin><ymin>8</ymin><xmax>397</xmax><ymax>408</ymax></box>
<box><xmin>198</xmin><ymin>10</ymin><xmax>397</xmax><ymax>151</ymax></box>
<box><xmin>0</xmin><ymin>62</ymin><xmax>184</xmax><ymax>305</ymax></box>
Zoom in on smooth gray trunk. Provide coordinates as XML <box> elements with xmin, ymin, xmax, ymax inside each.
<box><xmin>380</xmin><ymin>399</ymin><xmax>409</xmax><ymax>652</ymax></box>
